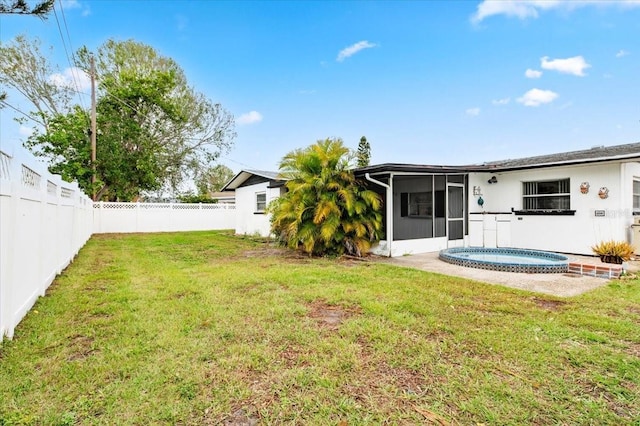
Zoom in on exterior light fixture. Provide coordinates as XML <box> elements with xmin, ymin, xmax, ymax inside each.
<box><xmin>487</xmin><ymin>176</ymin><xmax>498</xmax><ymax>184</ymax></box>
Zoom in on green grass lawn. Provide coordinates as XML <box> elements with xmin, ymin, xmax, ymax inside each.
<box><xmin>1</xmin><ymin>231</ymin><xmax>638</xmax><ymax>425</ymax></box>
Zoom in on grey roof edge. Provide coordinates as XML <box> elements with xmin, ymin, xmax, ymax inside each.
<box><xmin>355</xmin><ymin>163</ymin><xmax>473</xmax><ymax>175</ymax></box>
<box><xmin>355</xmin><ymin>142</ymin><xmax>640</xmax><ymax>175</ymax></box>
<box><xmin>221</xmin><ymin>169</ymin><xmax>284</xmax><ymax>191</ymax></box>
<box><xmin>481</xmin><ymin>142</ymin><xmax>640</xmax><ymax>170</ymax></box>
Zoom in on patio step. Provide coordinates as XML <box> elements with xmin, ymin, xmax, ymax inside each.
<box><xmin>568</xmin><ymin>262</ymin><xmax>622</xmax><ymax>279</ymax></box>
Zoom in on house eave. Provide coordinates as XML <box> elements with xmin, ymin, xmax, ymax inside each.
<box><xmin>222</xmin><ymin>169</ymin><xmax>285</xmax><ymax>191</ymax></box>
<box><xmin>356</xmin><ymin>151</ymin><xmax>640</xmax><ymax>176</ymax></box>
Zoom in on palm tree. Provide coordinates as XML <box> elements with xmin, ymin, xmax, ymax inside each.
<box><xmin>269</xmin><ymin>138</ymin><xmax>382</xmax><ymax>257</ymax></box>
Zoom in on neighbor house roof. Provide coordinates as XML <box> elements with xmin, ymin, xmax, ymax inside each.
<box><xmin>221</xmin><ymin>169</ymin><xmax>285</xmax><ymax>191</ymax></box>
<box><xmin>356</xmin><ymin>142</ymin><xmax>640</xmax><ymax>175</ymax></box>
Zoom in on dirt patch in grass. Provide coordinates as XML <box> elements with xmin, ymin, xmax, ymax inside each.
<box><xmin>375</xmin><ymin>360</ymin><xmax>429</xmax><ymax>395</ymax></box>
<box><xmin>335</xmin><ymin>255</ymin><xmax>374</xmax><ymax>267</ymax></box>
<box><xmin>241</xmin><ymin>246</ymin><xmax>376</xmax><ymax>265</ymax></box>
<box><xmin>307</xmin><ymin>300</ymin><xmax>360</xmax><ymax>330</ymax></box>
<box><xmin>278</xmin><ymin>346</ymin><xmax>308</xmax><ymax>368</ymax></box>
<box><xmin>170</xmin><ymin>290</ymin><xmax>200</xmax><ymax>299</ymax></box>
<box><xmin>531</xmin><ymin>297</ymin><xmax>566</xmax><ymax>310</ymax></box>
<box><xmin>343</xmin><ymin>338</ymin><xmax>455</xmax><ymax>422</ymax></box>
<box><xmin>67</xmin><ymin>334</ymin><xmax>97</xmax><ymax>361</ymax></box>
<box><xmin>242</xmin><ymin>248</ymin><xmax>289</xmax><ymax>258</ymax></box>
<box><xmin>241</xmin><ymin>246</ymin><xmax>314</xmax><ymax>265</ymax></box>
<box><xmin>576</xmin><ymin>377</ymin><xmax>636</xmax><ymax>420</ymax></box>
<box><xmin>627</xmin><ymin>305</ymin><xmax>640</xmax><ymax>319</ymax></box>
<box><xmin>623</xmin><ymin>341</ymin><xmax>640</xmax><ymax>358</ymax></box>
<box><xmin>221</xmin><ymin>407</ymin><xmax>259</xmax><ymax>426</ymax></box>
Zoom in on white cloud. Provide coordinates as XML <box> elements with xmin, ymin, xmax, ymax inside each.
<box><xmin>616</xmin><ymin>49</ymin><xmax>630</xmax><ymax>58</ymax></box>
<box><xmin>48</xmin><ymin>67</ymin><xmax>91</xmax><ymax>92</ymax></box>
<box><xmin>471</xmin><ymin>0</ymin><xmax>640</xmax><ymax>23</ymax></box>
<box><xmin>492</xmin><ymin>97</ymin><xmax>510</xmax><ymax>105</ymax></box>
<box><xmin>298</xmin><ymin>89</ymin><xmax>317</xmax><ymax>95</ymax></box>
<box><xmin>237</xmin><ymin>111</ymin><xmax>263</xmax><ymax>125</ymax></box>
<box><xmin>525</xmin><ymin>69</ymin><xmax>542</xmax><ymax>79</ymax></box>
<box><xmin>517</xmin><ymin>88</ymin><xmax>559</xmax><ymax>107</ymax></box>
<box><xmin>540</xmin><ymin>56</ymin><xmax>591</xmax><ymax>76</ymax></box>
<box><xmin>471</xmin><ymin>0</ymin><xmax>557</xmax><ymax>23</ymax></box>
<box><xmin>337</xmin><ymin>41</ymin><xmax>377</xmax><ymax>62</ymax></box>
<box><xmin>19</xmin><ymin>126</ymin><xmax>34</xmax><ymax>137</ymax></box>
<box><xmin>465</xmin><ymin>107</ymin><xmax>481</xmax><ymax>116</ymax></box>
<box><xmin>61</xmin><ymin>0</ymin><xmax>81</xmax><ymax>9</ymax></box>
<box><xmin>61</xmin><ymin>0</ymin><xmax>90</xmax><ymax>16</ymax></box>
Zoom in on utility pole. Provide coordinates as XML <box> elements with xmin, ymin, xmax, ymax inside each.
<box><xmin>90</xmin><ymin>55</ymin><xmax>97</xmax><ymax>200</ymax></box>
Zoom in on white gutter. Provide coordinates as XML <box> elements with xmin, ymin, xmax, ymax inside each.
<box><xmin>365</xmin><ymin>173</ymin><xmax>393</xmax><ymax>257</ymax></box>
<box><xmin>364</xmin><ymin>173</ymin><xmax>389</xmax><ymax>189</ymax></box>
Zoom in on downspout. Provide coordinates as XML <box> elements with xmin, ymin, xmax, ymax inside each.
<box><xmin>365</xmin><ymin>173</ymin><xmax>393</xmax><ymax>257</ymax></box>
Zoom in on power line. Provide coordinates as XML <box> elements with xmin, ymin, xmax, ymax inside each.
<box><xmin>220</xmin><ymin>156</ymin><xmax>258</xmax><ymax>170</ymax></box>
<box><xmin>52</xmin><ymin>2</ymin><xmax>89</xmax><ymax>121</ymax></box>
<box><xmin>58</xmin><ymin>1</ymin><xmax>88</xmax><ymax>111</ymax></box>
<box><xmin>0</xmin><ymin>100</ymin><xmax>47</xmax><ymax>127</ymax></box>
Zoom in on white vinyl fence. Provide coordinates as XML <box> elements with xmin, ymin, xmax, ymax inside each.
<box><xmin>93</xmin><ymin>202</ymin><xmax>235</xmax><ymax>233</ymax></box>
<box><xmin>1</xmin><ymin>145</ymin><xmax>237</xmax><ymax>341</ymax></box>
<box><xmin>1</xmin><ymin>146</ymin><xmax>93</xmax><ymax>340</ymax></box>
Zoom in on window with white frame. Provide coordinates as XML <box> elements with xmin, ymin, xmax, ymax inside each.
<box><xmin>522</xmin><ymin>179</ymin><xmax>570</xmax><ymax>210</ymax></box>
<box><xmin>256</xmin><ymin>192</ymin><xmax>267</xmax><ymax>212</ymax></box>
<box><xmin>633</xmin><ymin>179</ymin><xmax>640</xmax><ymax>212</ymax></box>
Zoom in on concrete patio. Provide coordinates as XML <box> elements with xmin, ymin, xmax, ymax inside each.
<box><xmin>378</xmin><ymin>252</ymin><xmax>639</xmax><ymax>297</ymax></box>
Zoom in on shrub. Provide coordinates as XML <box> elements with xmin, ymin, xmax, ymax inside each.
<box><xmin>591</xmin><ymin>240</ymin><xmax>634</xmax><ymax>262</ymax></box>
<box><xmin>269</xmin><ymin>138</ymin><xmax>382</xmax><ymax>257</ymax></box>
<box><xmin>177</xmin><ymin>194</ymin><xmax>219</xmax><ymax>203</ymax></box>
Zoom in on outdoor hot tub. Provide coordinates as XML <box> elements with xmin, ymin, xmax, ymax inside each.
<box><xmin>439</xmin><ymin>247</ymin><xmax>569</xmax><ymax>273</ymax></box>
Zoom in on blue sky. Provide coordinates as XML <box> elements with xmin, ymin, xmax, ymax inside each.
<box><xmin>1</xmin><ymin>0</ymin><xmax>639</xmax><ymax>175</ymax></box>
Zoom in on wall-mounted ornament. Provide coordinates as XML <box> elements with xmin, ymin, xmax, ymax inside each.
<box><xmin>598</xmin><ymin>187</ymin><xmax>609</xmax><ymax>199</ymax></box>
<box><xmin>580</xmin><ymin>182</ymin><xmax>590</xmax><ymax>194</ymax></box>
<box><xmin>477</xmin><ymin>196</ymin><xmax>484</xmax><ymax>207</ymax></box>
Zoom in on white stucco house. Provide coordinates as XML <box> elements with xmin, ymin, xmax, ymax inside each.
<box><xmin>224</xmin><ymin>143</ymin><xmax>640</xmax><ymax>255</ymax></box>
<box><xmin>221</xmin><ymin>170</ymin><xmax>286</xmax><ymax>237</ymax></box>
<box><xmin>356</xmin><ymin>142</ymin><xmax>640</xmax><ymax>256</ymax></box>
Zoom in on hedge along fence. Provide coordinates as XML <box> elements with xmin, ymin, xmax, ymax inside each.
<box><xmin>93</xmin><ymin>202</ymin><xmax>235</xmax><ymax>234</ymax></box>
<box><xmin>0</xmin><ymin>145</ymin><xmax>93</xmax><ymax>340</ymax></box>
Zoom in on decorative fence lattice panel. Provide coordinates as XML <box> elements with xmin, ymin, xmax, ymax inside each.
<box><xmin>0</xmin><ymin>151</ymin><xmax>11</xmax><ymax>180</ymax></box>
<box><xmin>21</xmin><ymin>165</ymin><xmax>41</xmax><ymax>189</ymax></box>
<box><xmin>93</xmin><ymin>202</ymin><xmax>236</xmax><ymax>233</ymax></box>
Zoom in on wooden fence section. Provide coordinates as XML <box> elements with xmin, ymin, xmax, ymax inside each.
<box><xmin>0</xmin><ymin>146</ymin><xmax>93</xmax><ymax>340</ymax></box>
<box><xmin>93</xmin><ymin>202</ymin><xmax>236</xmax><ymax>233</ymax></box>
